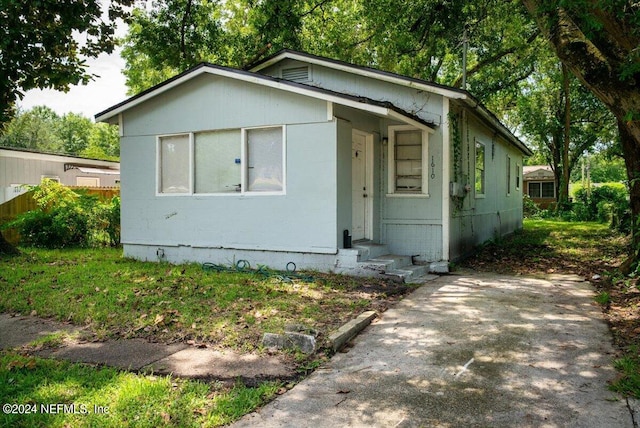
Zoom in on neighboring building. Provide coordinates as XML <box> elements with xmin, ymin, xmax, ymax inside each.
<box><xmin>0</xmin><ymin>147</ymin><xmax>120</xmax><ymax>204</ymax></box>
<box><xmin>96</xmin><ymin>50</ymin><xmax>531</xmax><ymax>278</ymax></box>
<box><xmin>523</xmin><ymin>165</ymin><xmax>556</xmax><ymax>208</ymax></box>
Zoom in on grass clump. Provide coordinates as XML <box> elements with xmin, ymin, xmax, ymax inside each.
<box><xmin>0</xmin><ymin>351</ymin><xmax>280</xmax><ymax>427</ymax></box>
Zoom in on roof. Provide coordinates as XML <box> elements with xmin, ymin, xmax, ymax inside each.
<box><xmin>94</xmin><ymin>62</ymin><xmax>437</xmax><ymax>131</ymax></box>
<box><xmin>249</xmin><ymin>50</ymin><xmax>532</xmax><ymax>156</ymax></box>
<box><xmin>95</xmin><ymin>50</ymin><xmax>531</xmax><ymax>156</ymax></box>
<box><xmin>0</xmin><ymin>146</ymin><xmax>120</xmax><ymax>168</ymax></box>
<box><xmin>523</xmin><ymin>165</ymin><xmax>553</xmax><ymax>174</ymax></box>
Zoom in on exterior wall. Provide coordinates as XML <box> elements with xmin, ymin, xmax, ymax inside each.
<box><xmin>119</xmin><ymin>73</ymin><xmax>339</xmax><ymax>268</ymax></box>
<box><xmin>380</xmin><ymin>118</ymin><xmax>445</xmax><ymax>262</ymax></box>
<box><xmin>261</xmin><ymin>59</ymin><xmax>444</xmax><ymax>126</ymax></box>
<box><xmin>449</xmin><ymin>108</ymin><xmax>525</xmax><ymax>261</ymax></box>
<box><xmin>0</xmin><ymin>149</ymin><xmax>120</xmax><ymax>204</ymax></box>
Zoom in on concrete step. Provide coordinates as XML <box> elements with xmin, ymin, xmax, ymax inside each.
<box><xmin>352</xmin><ymin>242</ymin><xmax>390</xmax><ymax>262</ymax></box>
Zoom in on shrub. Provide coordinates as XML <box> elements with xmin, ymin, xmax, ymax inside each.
<box><xmin>522</xmin><ymin>194</ymin><xmax>540</xmax><ymax>218</ymax></box>
<box><xmin>3</xmin><ymin>180</ymin><xmax>120</xmax><ymax>248</ymax></box>
<box><xmin>572</xmin><ymin>183</ymin><xmax>630</xmax><ymax>233</ymax></box>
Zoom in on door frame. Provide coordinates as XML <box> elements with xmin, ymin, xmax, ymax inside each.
<box><xmin>352</xmin><ymin>129</ymin><xmax>374</xmax><ymax>241</ymax></box>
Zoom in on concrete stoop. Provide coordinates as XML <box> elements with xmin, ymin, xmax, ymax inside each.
<box><xmin>335</xmin><ymin>241</ymin><xmax>446</xmax><ymax>282</ymax></box>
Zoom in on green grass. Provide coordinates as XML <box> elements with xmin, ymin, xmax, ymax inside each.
<box><xmin>0</xmin><ymin>351</ymin><xmax>279</xmax><ymax>427</ymax></box>
<box><xmin>611</xmin><ymin>348</ymin><xmax>640</xmax><ymax>398</ymax></box>
<box><xmin>0</xmin><ymin>248</ymin><xmax>402</xmax><ymax>350</ymax></box>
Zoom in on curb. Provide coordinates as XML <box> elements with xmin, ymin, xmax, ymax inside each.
<box><xmin>328</xmin><ymin>310</ymin><xmax>377</xmax><ymax>352</ymax></box>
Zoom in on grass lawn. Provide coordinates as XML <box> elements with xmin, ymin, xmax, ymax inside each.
<box><xmin>0</xmin><ymin>247</ymin><xmax>414</xmax><ymax>426</ymax></box>
<box><xmin>463</xmin><ymin>218</ymin><xmax>640</xmax><ymax>398</ymax></box>
<box><xmin>0</xmin><ymin>351</ymin><xmax>280</xmax><ymax>427</ymax></box>
<box><xmin>0</xmin><ymin>248</ymin><xmax>410</xmax><ymax>350</ymax></box>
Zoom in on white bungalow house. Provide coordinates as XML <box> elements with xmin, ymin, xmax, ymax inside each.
<box><xmin>96</xmin><ymin>50</ymin><xmax>531</xmax><ymax>280</ymax></box>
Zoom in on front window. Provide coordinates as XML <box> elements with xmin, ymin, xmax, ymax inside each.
<box><xmin>159</xmin><ymin>134</ymin><xmax>190</xmax><ymax>194</ymax></box>
<box><xmin>195</xmin><ymin>130</ymin><xmax>241</xmax><ymax>193</ymax></box>
<box><xmin>245</xmin><ymin>127</ymin><xmax>284</xmax><ymax>192</ymax></box>
<box><xmin>388</xmin><ymin>125</ymin><xmax>429</xmax><ymax>196</ymax></box>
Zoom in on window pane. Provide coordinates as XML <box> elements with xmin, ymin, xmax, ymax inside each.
<box><xmin>394</xmin><ymin>130</ymin><xmax>422</xmax><ymax>193</ymax></box>
<box><xmin>195</xmin><ymin>130</ymin><xmax>241</xmax><ymax>193</ymax></box>
<box><xmin>160</xmin><ymin>135</ymin><xmax>190</xmax><ymax>193</ymax></box>
<box><xmin>542</xmin><ymin>182</ymin><xmax>555</xmax><ymax>198</ymax></box>
<box><xmin>475</xmin><ymin>142</ymin><xmax>485</xmax><ymax>194</ymax></box>
<box><xmin>247</xmin><ymin>127</ymin><xmax>283</xmax><ymax>192</ymax></box>
<box><xmin>528</xmin><ymin>182</ymin><xmax>541</xmax><ymax>198</ymax></box>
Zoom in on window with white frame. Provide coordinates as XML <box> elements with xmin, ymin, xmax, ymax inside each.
<box><xmin>195</xmin><ymin>130</ymin><xmax>241</xmax><ymax>193</ymax></box>
<box><xmin>245</xmin><ymin>127</ymin><xmax>284</xmax><ymax>192</ymax></box>
<box><xmin>506</xmin><ymin>155</ymin><xmax>511</xmax><ymax>195</ymax></box>
<box><xmin>158</xmin><ymin>134</ymin><xmax>191</xmax><ymax>194</ymax></box>
<box><xmin>157</xmin><ymin>126</ymin><xmax>285</xmax><ymax>196</ymax></box>
<box><xmin>516</xmin><ymin>163</ymin><xmax>521</xmax><ymax>190</ymax></box>
<box><xmin>475</xmin><ymin>140</ymin><xmax>485</xmax><ymax>196</ymax></box>
<box><xmin>528</xmin><ymin>181</ymin><xmax>555</xmax><ymax>198</ymax></box>
<box><xmin>388</xmin><ymin>125</ymin><xmax>428</xmax><ymax>195</ymax></box>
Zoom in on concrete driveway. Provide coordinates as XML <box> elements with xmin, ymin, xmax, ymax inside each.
<box><xmin>233</xmin><ymin>272</ymin><xmax>636</xmax><ymax>427</ymax></box>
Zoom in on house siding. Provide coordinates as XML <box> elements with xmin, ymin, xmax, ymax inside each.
<box><xmin>449</xmin><ymin>109</ymin><xmax>524</xmax><ymax>260</ymax></box>
<box><xmin>119</xmin><ymin>74</ymin><xmax>339</xmax><ymax>266</ymax></box>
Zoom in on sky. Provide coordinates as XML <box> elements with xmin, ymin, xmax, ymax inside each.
<box><xmin>19</xmin><ymin>49</ymin><xmax>129</xmax><ymax>121</ymax></box>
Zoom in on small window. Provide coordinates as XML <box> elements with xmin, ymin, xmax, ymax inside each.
<box><xmin>506</xmin><ymin>156</ymin><xmax>511</xmax><ymax>195</ymax></box>
<box><xmin>388</xmin><ymin>125</ymin><xmax>428</xmax><ymax>196</ymax></box>
<box><xmin>475</xmin><ymin>141</ymin><xmax>485</xmax><ymax>196</ymax></box>
<box><xmin>516</xmin><ymin>164</ymin><xmax>521</xmax><ymax>190</ymax></box>
<box><xmin>195</xmin><ymin>130</ymin><xmax>241</xmax><ymax>193</ymax></box>
<box><xmin>76</xmin><ymin>177</ymin><xmax>100</xmax><ymax>187</ymax></box>
<box><xmin>282</xmin><ymin>66</ymin><xmax>310</xmax><ymax>82</ymax></box>
<box><xmin>527</xmin><ymin>181</ymin><xmax>555</xmax><ymax>198</ymax></box>
<box><xmin>245</xmin><ymin>127</ymin><xmax>285</xmax><ymax>193</ymax></box>
<box><xmin>158</xmin><ymin>134</ymin><xmax>191</xmax><ymax>194</ymax></box>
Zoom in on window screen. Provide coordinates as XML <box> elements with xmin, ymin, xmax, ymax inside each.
<box><xmin>195</xmin><ymin>130</ymin><xmax>241</xmax><ymax>193</ymax></box>
<box><xmin>246</xmin><ymin>127</ymin><xmax>283</xmax><ymax>192</ymax></box>
<box><xmin>159</xmin><ymin>134</ymin><xmax>190</xmax><ymax>193</ymax></box>
<box><xmin>541</xmin><ymin>182</ymin><xmax>555</xmax><ymax>198</ymax></box>
<box><xmin>395</xmin><ymin>130</ymin><xmax>422</xmax><ymax>192</ymax></box>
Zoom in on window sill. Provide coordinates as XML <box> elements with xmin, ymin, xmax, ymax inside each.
<box><xmin>386</xmin><ymin>193</ymin><xmax>430</xmax><ymax>198</ymax></box>
<box><xmin>475</xmin><ymin>194</ymin><xmax>486</xmax><ymax>199</ymax></box>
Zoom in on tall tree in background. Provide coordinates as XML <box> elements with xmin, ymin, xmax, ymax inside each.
<box><xmin>516</xmin><ymin>53</ymin><xmax>617</xmax><ymax>208</ymax></box>
<box><xmin>0</xmin><ymin>0</ymin><xmax>133</xmax><ymax>128</ymax></box>
<box><xmin>522</xmin><ymin>0</ymin><xmax>640</xmax><ymax>267</ymax></box>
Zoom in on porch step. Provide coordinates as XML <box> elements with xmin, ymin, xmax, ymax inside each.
<box><xmin>352</xmin><ymin>242</ymin><xmax>390</xmax><ymax>261</ymax></box>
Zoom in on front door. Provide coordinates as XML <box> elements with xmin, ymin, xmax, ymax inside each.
<box><xmin>352</xmin><ymin>130</ymin><xmax>372</xmax><ymax>241</ymax></box>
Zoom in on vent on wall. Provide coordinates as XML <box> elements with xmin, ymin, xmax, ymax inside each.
<box><xmin>281</xmin><ymin>66</ymin><xmax>310</xmax><ymax>82</ymax></box>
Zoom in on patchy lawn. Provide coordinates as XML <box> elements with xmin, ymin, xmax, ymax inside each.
<box><xmin>462</xmin><ymin>219</ymin><xmax>640</xmax><ymax>398</ymax></box>
<box><xmin>0</xmin><ymin>248</ymin><xmax>414</xmax><ymax>352</ymax></box>
<box><xmin>0</xmin><ymin>351</ymin><xmax>280</xmax><ymax>427</ymax></box>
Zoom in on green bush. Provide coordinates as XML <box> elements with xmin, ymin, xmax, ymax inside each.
<box><xmin>572</xmin><ymin>183</ymin><xmax>630</xmax><ymax>232</ymax></box>
<box><xmin>3</xmin><ymin>180</ymin><xmax>120</xmax><ymax>248</ymax></box>
<box><xmin>522</xmin><ymin>194</ymin><xmax>540</xmax><ymax>218</ymax></box>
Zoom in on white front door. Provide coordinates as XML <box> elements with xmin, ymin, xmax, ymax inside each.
<box><xmin>352</xmin><ymin>130</ymin><xmax>372</xmax><ymax>241</ymax></box>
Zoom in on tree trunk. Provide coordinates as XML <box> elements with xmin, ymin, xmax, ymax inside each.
<box><xmin>559</xmin><ymin>63</ymin><xmax>571</xmax><ymax>210</ymax></box>
<box><xmin>619</xmin><ymin>120</ymin><xmax>640</xmax><ymax>272</ymax></box>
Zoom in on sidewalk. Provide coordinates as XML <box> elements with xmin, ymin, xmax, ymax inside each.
<box><xmin>232</xmin><ymin>272</ymin><xmax>638</xmax><ymax>427</ymax></box>
<box><xmin>0</xmin><ymin>313</ymin><xmax>293</xmax><ymax>384</ymax></box>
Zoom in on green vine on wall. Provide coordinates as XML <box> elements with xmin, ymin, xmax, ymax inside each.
<box><xmin>449</xmin><ymin>112</ymin><xmax>462</xmax><ymax>183</ymax></box>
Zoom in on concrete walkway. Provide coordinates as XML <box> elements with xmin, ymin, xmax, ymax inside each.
<box><xmin>233</xmin><ymin>272</ymin><xmax>638</xmax><ymax>428</ymax></box>
<box><xmin>0</xmin><ymin>314</ymin><xmax>292</xmax><ymax>384</ymax></box>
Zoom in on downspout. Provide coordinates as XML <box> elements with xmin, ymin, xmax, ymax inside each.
<box><xmin>442</xmin><ymin>98</ymin><xmax>451</xmax><ymax>262</ymax></box>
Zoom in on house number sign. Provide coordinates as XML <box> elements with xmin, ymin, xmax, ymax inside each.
<box><xmin>431</xmin><ymin>156</ymin><xmax>436</xmax><ymax>179</ymax></box>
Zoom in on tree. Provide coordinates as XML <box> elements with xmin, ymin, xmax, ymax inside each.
<box><xmin>0</xmin><ymin>0</ymin><xmax>133</xmax><ymax>127</ymax></box>
<box><xmin>516</xmin><ymin>52</ymin><xmax>617</xmax><ymax>208</ymax></box>
<box><xmin>0</xmin><ymin>107</ymin><xmax>119</xmax><ymax>159</ymax></box>
<box><xmin>522</xmin><ymin>0</ymin><xmax>640</xmax><ymax>267</ymax></box>
<box><xmin>0</xmin><ymin>106</ymin><xmax>63</xmax><ymax>152</ymax></box>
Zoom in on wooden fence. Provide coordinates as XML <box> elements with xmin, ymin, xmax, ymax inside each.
<box><xmin>0</xmin><ymin>187</ymin><xmax>120</xmax><ymax>245</ymax></box>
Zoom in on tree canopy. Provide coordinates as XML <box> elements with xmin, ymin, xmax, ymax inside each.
<box><xmin>0</xmin><ymin>0</ymin><xmax>133</xmax><ymax>127</ymax></box>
